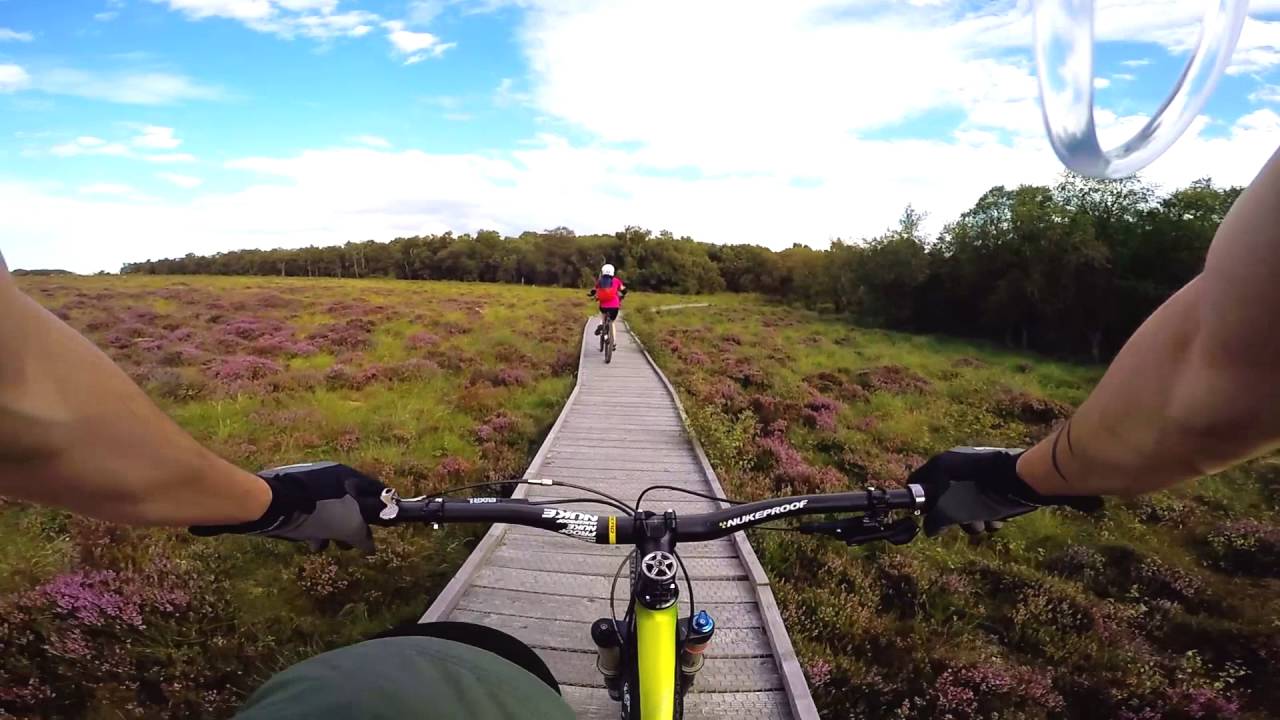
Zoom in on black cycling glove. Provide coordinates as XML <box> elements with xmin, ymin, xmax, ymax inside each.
<box><xmin>909</xmin><ymin>447</ymin><xmax>1103</xmax><ymax>537</ymax></box>
<box><xmin>191</xmin><ymin>462</ymin><xmax>386</xmax><ymax>553</ymax></box>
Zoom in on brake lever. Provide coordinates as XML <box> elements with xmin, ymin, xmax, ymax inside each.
<box><xmin>379</xmin><ymin>488</ymin><xmax>401</xmax><ymax>520</ymax></box>
<box><xmin>797</xmin><ymin>515</ymin><xmax>919</xmax><ymax>546</ymax></box>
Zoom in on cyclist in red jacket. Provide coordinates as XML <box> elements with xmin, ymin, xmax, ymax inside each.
<box><xmin>589</xmin><ymin>263</ymin><xmax>627</xmax><ymax>337</ymax></box>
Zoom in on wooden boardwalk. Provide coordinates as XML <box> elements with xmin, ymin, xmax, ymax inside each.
<box><xmin>423</xmin><ymin>317</ymin><xmax>818</xmax><ymax>719</ymax></box>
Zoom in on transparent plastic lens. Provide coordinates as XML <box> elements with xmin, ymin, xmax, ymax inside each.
<box><xmin>1033</xmin><ymin>0</ymin><xmax>1248</xmax><ymax>178</ymax></box>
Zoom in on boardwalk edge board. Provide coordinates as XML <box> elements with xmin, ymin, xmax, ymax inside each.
<box><xmin>622</xmin><ymin>317</ymin><xmax>821</xmax><ymax>720</ymax></box>
<box><xmin>419</xmin><ymin>312</ymin><xmax>817</xmax><ymax>719</ymax></box>
<box><xmin>420</xmin><ymin>318</ymin><xmax>591</xmax><ymax>623</ymax></box>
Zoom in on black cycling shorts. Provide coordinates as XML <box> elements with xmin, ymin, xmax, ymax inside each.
<box><xmin>599</xmin><ymin>307</ymin><xmax>619</xmax><ymax>321</ymax></box>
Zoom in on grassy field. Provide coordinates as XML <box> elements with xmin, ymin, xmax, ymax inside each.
<box><xmin>1</xmin><ymin>275</ymin><xmax>592</xmax><ymax>718</ymax></box>
<box><xmin>627</xmin><ymin>298</ymin><xmax>1280</xmax><ymax>720</ymax></box>
<box><xmin>3</xmin><ymin>277</ymin><xmax>1277</xmax><ymax>719</ymax></box>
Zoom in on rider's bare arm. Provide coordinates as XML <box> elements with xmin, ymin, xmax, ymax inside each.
<box><xmin>1019</xmin><ymin>145</ymin><xmax>1280</xmax><ymax>497</ymax></box>
<box><xmin>0</xmin><ymin>253</ymin><xmax>270</xmax><ymax>525</ymax></box>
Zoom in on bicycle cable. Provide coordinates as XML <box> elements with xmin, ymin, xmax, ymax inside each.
<box><xmin>634</xmin><ymin>484</ymin><xmax>744</xmax><ymax>508</ymax></box>
<box><xmin>420</xmin><ymin>478</ymin><xmax>637</xmax><ymax>515</ymax></box>
<box><xmin>674</xmin><ymin>548</ymin><xmax>694</xmax><ymax>633</ymax></box>
<box><xmin>525</xmin><ymin>496</ymin><xmax>633</xmax><ymax>516</ymax></box>
<box><xmin>609</xmin><ymin>549</ymin><xmax>636</xmax><ymax>629</ymax></box>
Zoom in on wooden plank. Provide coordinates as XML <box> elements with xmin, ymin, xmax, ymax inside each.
<box><xmin>527</xmin><ymin>478</ymin><xmax>708</xmax><ymax>493</ymax></box>
<box><xmin>543</xmin><ymin>458</ymin><xmax>705</xmax><ymax>473</ymax></box>
<box><xmin>450</xmin><ymin>610</ymin><xmax>771</xmax><ymax>656</ymax></box>
<box><xmin>470</xmin><ymin>566</ymin><xmax>758</xmax><ymax>603</ymax></box>
<box><xmin>488</xmin><ymin>548</ymin><xmax>746</xmax><ymax>579</ymax></box>
<box><xmin>537</xmin><ymin>649</ymin><xmax>783</xmax><ymax>692</ymax></box>
<box><xmin>560</xmin><ymin>687</ymin><xmax>792</xmax><ymax>720</ymax></box>
<box><xmin>454</xmin><ymin>587</ymin><xmax>767</xmax><ymax>627</ymax></box>
<box><xmin>523</xmin><ymin>495</ymin><xmax>721</xmax><ymax>511</ymax></box>
<box><xmin>533</xmin><ymin>469</ymin><xmax>710</xmax><ymax>484</ymax></box>
<box><xmin>501</xmin><ymin>532</ymin><xmax>739</xmax><ymax>557</ymax></box>
<box><xmin>423</xmin><ymin>315</ymin><xmax>803</xmax><ymax>718</ymax></box>
<box><xmin>552</xmin><ymin>441</ymin><xmax>694</xmax><ymax>452</ymax></box>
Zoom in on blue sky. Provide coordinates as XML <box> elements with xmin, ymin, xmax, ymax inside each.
<box><xmin>3</xmin><ymin>0</ymin><xmax>1280</xmax><ymax>272</ymax></box>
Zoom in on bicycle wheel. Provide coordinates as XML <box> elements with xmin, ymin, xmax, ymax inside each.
<box><xmin>605</xmin><ymin>325</ymin><xmax>613</xmax><ymax>364</ymax></box>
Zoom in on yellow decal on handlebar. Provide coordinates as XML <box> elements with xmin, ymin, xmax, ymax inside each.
<box><xmin>608</xmin><ymin>516</ymin><xmax>617</xmax><ymax>544</ymax></box>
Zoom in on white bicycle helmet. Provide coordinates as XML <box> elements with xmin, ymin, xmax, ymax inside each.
<box><xmin>601</xmin><ymin>263</ymin><xmax>615</xmax><ymax>276</ymax></box>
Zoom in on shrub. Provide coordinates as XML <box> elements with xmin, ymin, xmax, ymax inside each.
<box><xmin>1045</xmin><ymin>544</ymin><xmax>1105</xmax><ymax>582</ymax></box>
<box><xmin>159</xmin><ymin>344</ymin><xmax>206</xmax><ymax>367</ymax></box>
<box><xmin>686</xmin><ymin>404</ymin><xmax>757</xmax><ymax>475</ymax></box>
<box><xmin>1204</xmin><ymin>519</ymin><xmax>1280</xmax><ymax>577</ymax></box>
<box><xmin>405</xmin><ymin>331</ymin><xmax>440</xmax><ymax>350</ymax></box>
<box><xmin>307</xmin><ymin>318</ymin><xmax>375</xmax><ymax>351</ymax></box>
<box><xmin>993</xmin><ymin>390</ymin><xmax>1072</xmax><ymax>425</ymax></box>
<box><xmin>548</xmin><ymin>349</ymin><xmax>577</xmax><ymax>376</ymax></box>
<box><xmin>296</xmin><ymin>555</ymin><xmax>349</xmax><ymax>603</ymax></box>
<box><xmin>324</xmin><ymin>364</ymin><xmax>357</xmax><ymax>389</ymax></box>
<box><xmin>206</xmin><ymin>356</ymin><xmax>283</xmax><ymax>383</ymax></box>
<box><xmin>388</xmin><ymin>358</ymin><xmax>439</xmax><ymax>381</ymax></box>
<box><xmin>335</xmin><ymin>430</ymin><xmax>361</xmax><ymax>452</ymax></box>
<box><xmin>494</xmin><ymin>367</ymin><xmax>530</xmax><ymax>387</ymax></box>
<box><xmin>475</xmin><ymin>411</ymin><xmax>522</xmax><ymax>444</ymax></box>
<box><xmin>1131</xmin><ymin>493</ymin><xmax>1189</xmax><ymax>526</ymax></box>
<box><xmin>146</xmin><ymin>367</ymin><xmax>207</xmax><ymax>400</ymax></box>
<box><xmin>931</xmin><ymin>660</ymin><xmax>1064</xmax><ymax>719</ymax></box>
<box><xmin>434</xmin><ymin>456</ymin><xmax>473</xmax><ymax>481</ymax></box>
<box><xmin>852</xmin><ymin>364</ymin><xmax>931</xmax><ymax>394</ymax></box>
<box><xmin>801</xmin><ymin>395</ymin><xmax>842</xmax><ymax>432</ymax></box>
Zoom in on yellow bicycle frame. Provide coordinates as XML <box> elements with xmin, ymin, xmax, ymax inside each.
<box><xmin>635</xmin><ymin>604</ymin><xmax>678</xmax><ymax>720</ymax></box>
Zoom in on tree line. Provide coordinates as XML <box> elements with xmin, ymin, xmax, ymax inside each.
<box><xmin>121</xmin><ymin>174</ymin><xmax>1243</xmax><ymax>361</ymax></box>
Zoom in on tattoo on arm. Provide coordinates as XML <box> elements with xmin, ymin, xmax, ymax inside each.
<box><xmin>1050</xmin><ymin>418</ymin><xmax>1074</xmax><ymax>484</ymax></box>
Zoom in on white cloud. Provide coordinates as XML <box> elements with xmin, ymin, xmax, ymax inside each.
<box><xmin>157</xmin><ymin>172</ymin><xmax>204</xmax><ymax>188</ymax></box>
<box><xmin>1094</xmin><ymin>77</ymin><xmax>1112</xmax><ymax>89</ymax></box>
<box><xmin>276</xmin><ymin>0</ymin><xmax>339</xmax><ymax>11</ymax></box>
<box><xmin>51</xmin><ymin>137</ymin><xmax>133</xmax><ymax>157</ymax></box>
<box><xmin>0</xmin><ymin>28</ymin><xmax>34</xmax><ymax>42</ymax></box>
<box><xmin>383</xmin><ymin>20</ymin><xmax>454</xmax><ymax>63</ymax></box>
<box><xmin>1227</xmin><ymin>47</ymin><xmax>1280</xmax><ymax>76</ymax></box>
<box><xmin>96</xmin><ymin>0</ymin><xmax>124</xmax><ymax>20</ymax></box>
<box><xmin>155</xmin><ymin>0</ymin><xmax>393</xmax><ymax>41</ymax></box>
<box><xmin>144</xmin><ymin>152</ymin><xmax>199</xmax><ymax>164</ymax></box>
<box><xmin>351</xmin><ymin>134</ymin><xmax>391</xmax><ymax>148</ymax></box>
<box><xmin>158</xmin><ymin>0</ymin><xmax>275</xmax><ymax>21</ymax></box>
<box><xmin>492</xmin><ymin>77</ymin><xmax>530</xmax><ymax>107</ymax></box>
<box><xmin>33</xmin><ymin>68</ymin><xmax>223</xmax><ymax>105</ymax></box>
<box><xmin>407</xmin><ymin>0</ymin><xmax>445</xmax><ymax>26</ymax></box>
<box><xmin>155</xmin><ymin>0</ymin><xmax>461</xmax><ymax>59</ymax></box>
<box><xmin>79</xmin><ymin>183</ymin><xmax>136</xmax><ymax>195</ymax></box>
<box><xmin>1113</xmin><ymin>73</ymin><xmax>1137</xmax><ymax>81</ymax></box>
<box><xmin>5</xmin><ymin>103</ymin><xmax>1275</xmax><ymax>274</ymax></box>
<box><xmin>0</xmin><ymin>64</ymin><xmax>30</xmax><ymax>93</ymax></box>
<box><xmin>132</xmin><ymin>125</ymin><xmax>183</xmax><ymax>149</ymax></box>
<box><xmin>47</xmin><ymin>131</ymin><xmax>197</xmax><ymax>162</ymax></box>
<box><xmin>1250</xmin><ymin>84</ymin><xmax>1280</xmax><ymax>103</ymax></box>
<box><xmin>5</xmin><ymin>0</ymin><xmax>1280</xmax><ymax>274</ymax></box>
<box><xmin>1121</xmin><ymin>58</ymin><xmax>1152</xmax><ymax>67</ymax></box>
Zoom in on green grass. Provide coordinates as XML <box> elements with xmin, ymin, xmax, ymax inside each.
<box><xmin>1</xmin><ymin>274</ymin><xmax>631</xmax><ymax>719</ymax></box>
<box><xmin>628</xmin><ymin>294</ymin><xmax>1279</xmax><ymax>719</ymax></box>
<box><xmin>8</xmin><ymin>279</ymin><xmax>1278</xmax><ymax>719</ymax></box>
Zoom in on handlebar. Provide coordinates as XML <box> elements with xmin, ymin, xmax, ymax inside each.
<box><xmin>375</xmin><ymin>483</ymin><xmax>927</xmax><ymax>546</ymax></box>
